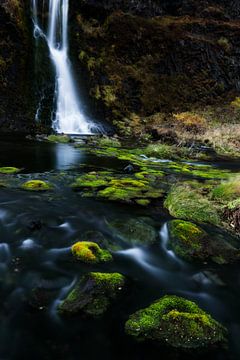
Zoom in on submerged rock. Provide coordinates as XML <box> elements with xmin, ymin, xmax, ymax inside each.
<box><xmin>109</xmin><ymin>217</ymin><xmax>157</xmax><ymax>246</ymax></box>
<box><xmin>71</xmin><ymin>241</ymin><xmax>112</xmax><ymax>264</ymax></box>
<box><xmin>59</xmin><ymin>272</ymin><xmax>125</xmax><ymax>316</ymax></box>
<box><xmin>125</xmin><ymin>295</ymin><xmax>227</xmax><ymax>349</ymax></box>
<box><xmin>168</xmin><ymin>220</ymin><xmax>240</xmax><ymax>264</ymax></box>
<box><xmin>21</xmin><ymin>180</ymin><xmax>52</xmax><ymax>191</ymax></box>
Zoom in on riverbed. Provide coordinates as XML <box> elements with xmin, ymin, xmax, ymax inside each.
<box><xmin>0</xmin><ymin>137</ymin><xmax>239</xmax><ymax>360</ymax></box>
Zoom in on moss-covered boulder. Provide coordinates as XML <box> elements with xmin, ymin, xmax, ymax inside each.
<box><xmin>59</xmin><ymin>272</ymin><xmax>125</xmax><ymax>316</ymax></box>
<box><xmin>109</xmin><ymin>217</ymin><xmax>157</xmax><ymax>246</ymax></box>
<box><xmin>168</xmin><ymin>220</ymin><xmax>240</xmax><ymax>264</ymax></box>
<box><xmin>71</xmin><ymin>241</ymin><xmax>112</xmax><ymax>264</ymax></box>
<box><xmin>0</xmin><ymin>167</ymin><xmax>20</xmax><ymax>174</ymax></box>
<box><xmin>164</xmin><ymin>184</ymin><xmax>220</xmax><ymax>225</ymax></box>
<box><xmin>125</xmin><ymin>295</ymin><xmax>227</xmax><ymax>349</ymax></box>
<box><xmin>21</xmin><ymin>180</ymin><xmax>52</xmax><ymax>191</ymax></box>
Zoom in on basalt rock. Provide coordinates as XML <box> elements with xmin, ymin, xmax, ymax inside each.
<box><xmin>70</xmin><ymin>1</ymin><xmax>240</xmax><ymax>135</ymax></box>
<box><xmin>0</xmin><ymin>1</ymin><xmax>35</xmax><ymax>132</ymax></box>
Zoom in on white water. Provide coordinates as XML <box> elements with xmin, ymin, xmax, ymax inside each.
<box><xmin>32</xmin><ymin>0</ymin><xmax>95</xmax><ymax>134</ymax></box>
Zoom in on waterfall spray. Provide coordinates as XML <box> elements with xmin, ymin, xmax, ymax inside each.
<box><xmin>32</xmin><ymin>0</ymin><xmax>96</xmax><ymax>134</ymax></box>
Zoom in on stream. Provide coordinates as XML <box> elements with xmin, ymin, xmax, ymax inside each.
<box><xmin>0</xmin><ymin>137</ymin><xmax>240</xmax><ymax>360</ymax></box>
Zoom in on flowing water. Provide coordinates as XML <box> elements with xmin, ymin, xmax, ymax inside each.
<box><xmin>0</xmin><ymin>137</ymin><xmax>240</xmax><ymax>359</ymax></box>
<box><xmin>32</xmin><ymin>0</ymin><xmax>96</xmax><ymax>134</ymax></box>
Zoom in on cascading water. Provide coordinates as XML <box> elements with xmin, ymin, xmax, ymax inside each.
<box><xmin>32</xmin><ymin>0</ymin><xmax>95</xmax><ymax>134</ymax></box>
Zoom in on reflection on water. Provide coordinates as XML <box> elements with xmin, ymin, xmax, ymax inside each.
<box><xmin>0</xmin><ymin>137</ymin><xmax>84</xmax><ymax>172</ymax></box>
<box><xmin>54</xmin><ymin>143</ymin><xmax>83</xmax><ymax>170</ymax></box>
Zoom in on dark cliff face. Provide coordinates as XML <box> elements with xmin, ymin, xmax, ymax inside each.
<box><xmin>70</xmin><ymin>0</ymin><xmax>240</xmax><ymax>134</ymax></box>
<box><xmin>0</xmin><ymin>0</ymin><xmax>35</xmax><ymax>132</ymax></box>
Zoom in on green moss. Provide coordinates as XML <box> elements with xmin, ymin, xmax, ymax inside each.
<box><xmin>164</xmin><ymin>185</ymin><xmax>220</xmax><ymax>225</ymax></box>
<box><xmin>21</xmin><ymin>180</ymin><xmax>52</xmax><ymax>191</ymax></box>
<box><xmin>58</xmin><ymin>272</ymin><xmax>125</xmax><ymax>316</ymax></box>
<box><xmin>135</xmin><ymin>199</ymin><xmax>150</xmax><ymax>206</ymax></box>
<box><xmin>71</xmin><ymin>241</ymin><xmax>112</xmax><ymax>264</ymax></box>
<box><xmin>169</xmin><ymin>220</ymin><xmax>205</xmax><ymax>260</ymax></box>
<box><xmin>72</xmin><ymin>172</ymin><xmax>110</xmax><ymax>190</ymax></box>
<box><xmin>0</xmin><ymin>167</ymin><xmax>20</xmax><ymax>174</ymax></box>
<box><xmin>47</xmin><ymin>135</ymin><xmax>71</xmax><ymax>143</ymax></box>
<box><xmin>90</xmin><ymin>272</ymin><xmax>125</xmax><ymax>290</ymax></box>
<box><xmin>125</xmin><ymin>295</ymin><xmax>227</xmax><ymax>349</ymax></box>
<box><xmin>169</xmin><ymin>219</ymin><xmax>240</xmax><ymax>263</ymax></box>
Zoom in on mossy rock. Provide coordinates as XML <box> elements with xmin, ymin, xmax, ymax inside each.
<box><xmin>168</xmin><ymin>220</ymin><xmax>240</xmax><ymax>264</ymax></box>
<box><xmin>0</xmin><ymin>167</ymin><xmax>21</xmax><ymax>174</ymax></box>
<box><xmin>21</xmin><ymin>180</ymin><xmax>52</xmax><ymax>191</ymax></box>
<box><xmin>58</xmin><ymin>272</ymin><xmax>125</xmax><ymax>316</ymax></box>
<box><xmin>47</xmin><ymin>134</ymin><xmax>71</xmax><ymax>143</ymax></box>
<box><xmin>72</xmin><ymin>170</ymin><xmax>164</xmax><ymax>205</ymax></box>
<box><xmin>125</xmin><ymin>295</ymin><xmax>227</xmax><ymax>349</ymax></box>
<box><xmin>72</xmin><ymin>172</ymin><xmax>110</xmax><ymax>190</ymax></box>
<box><xmin>97</xmin><ymin>178</ymin><xmax>163</xmax><ymax>205</ymax></box>
<box><xmin>164</xmin><ymin>185</ymin><xmax>220</xmax><ymax>225</ymax></box>
<box><xmin>71</xmin><ymin>241</ymin><xmax>112</xmax><ymax>264</ymax></box>
<box><xmin>109</xmin><ymin>217</ymin><xmax>157</xmax><ymax>246</ymax></box>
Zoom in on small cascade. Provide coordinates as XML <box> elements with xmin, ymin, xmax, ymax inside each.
<box><xmin>32</xmin><ymin>0</ymin><xmax>96</xmax><ymax>134</ymax></box>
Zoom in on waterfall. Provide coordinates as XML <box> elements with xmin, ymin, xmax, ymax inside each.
<box><xmin>32</xmin><ymin>0</ymin><xmax>96</xmax><ymax>134</ymax></box>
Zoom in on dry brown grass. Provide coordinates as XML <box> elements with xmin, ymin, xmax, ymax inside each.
<box><xmin>173</xmin><ymin>112</ymin><xmax>207</xmax><ymax>133</ymax></box>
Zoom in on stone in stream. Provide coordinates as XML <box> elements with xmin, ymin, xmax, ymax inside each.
<box><xmin>125</xmin><ymin>295</ymin><xmax>227</xmax><ymax>350</ymax></box>
<box><xmin>168</xmin><ymin>220</ymin><xmax>240</xmax><ymax>264</ymax></box>
<box><xmin>71</xmin><ymin>241</ymin><xmax>112</xmax><ymax>264</ymax></box>
<box><xmin>58</xmin><ymin>272</ymin><xmax>125</xmax><ymax>317</ymax></box>
<box><xmin>109</xmin><ymin>217</ymin><xmax>157</xmax><ymax>246</ymax></box>
<box><xmin>0</xmin><ymin>167</ymin><xmax>21</xmax><ymax>174</ymax></box>
<box><xmin>21</xmin><ymin>180</ymin><xmax>52</xmax><ymax>191</ymax></box>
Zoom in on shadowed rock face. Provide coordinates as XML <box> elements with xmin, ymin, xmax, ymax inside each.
<box><xmin>72</xmin><ymin>0</ymin><xmax>240</xmax><ymax>19</ymax></box>
<box><xmin>0</xmin><ymin>1</ymin><xmax>35</xmax><ymax>132</ymax></box>
<box><xmin>68</xmin><ymin>0</ymin><xmax>240</xmax><ymax>134</ymax></box>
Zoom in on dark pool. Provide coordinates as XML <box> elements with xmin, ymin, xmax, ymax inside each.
<box><xmin>0</xmin><ymin>138</ymin><xmax>239</xmax><ymax>360</ymax></box>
